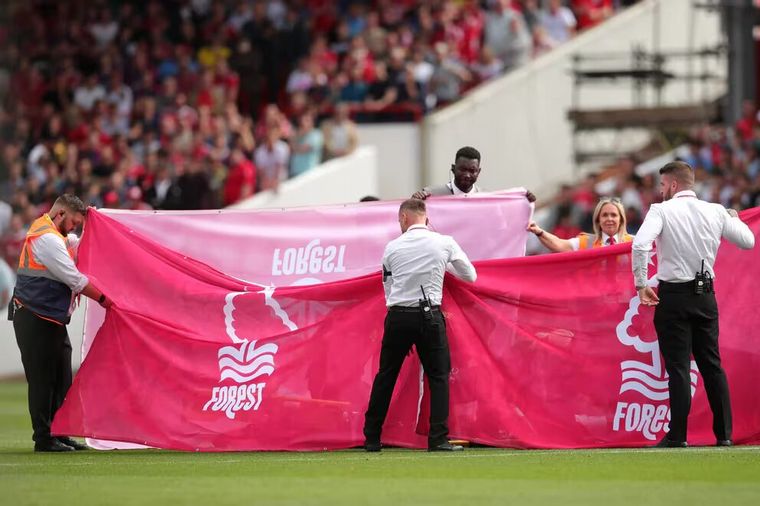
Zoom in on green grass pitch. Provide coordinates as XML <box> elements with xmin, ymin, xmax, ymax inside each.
<box><xmin>1</xmin><ymin>381</ymin><xmax>759</xmax><ymax>506</ymax></box>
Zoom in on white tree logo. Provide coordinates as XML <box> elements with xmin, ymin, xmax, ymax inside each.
<box><xmin>202</xmin><ymin>285</ymin><xmax>298</xmax><ymax>419</ymax></box>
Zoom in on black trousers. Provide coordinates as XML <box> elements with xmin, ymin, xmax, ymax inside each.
<box><xmin>364</xmin><ymin>308</ymin><xmax>452</xmax><ymax>447</ymax></box>
<box><xmin>653</xmin><ymin>282</ymin><xmax>731</xmax><ymax>442</ymax></box>
<box><xmin>13</xmin><ymin>306</ymin><xmax>73</xmax><ymax>444</ymax></box>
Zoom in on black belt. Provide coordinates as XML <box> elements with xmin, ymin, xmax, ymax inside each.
<box><xmin>388</xmin><ymin>305</ymin><xmax>441</xmax><ymax>313</ymax></box>
<box><xmin>658</xmin><ymin>279</ymin><xmax>713</xmax><ymax>294</ymax></box>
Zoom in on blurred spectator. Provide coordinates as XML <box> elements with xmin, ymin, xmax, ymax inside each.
<box><xmin>428</xmin><ymin>42</ymin><xmax>472</xmax><ymax>107</ymax></box>
<box><xmin>362</xmin><ymin>62</ymin><xmax>398</xmax><ymax>117</ymax></box>
<box><xmin>254</xmin><ymin>126</ymin><xmax>290</xmax><ymax>193</ymax></box>
<box><xmin>286</xmin><ymin>58</ymin><xmax>314</xmax><ymax>94</ymax></box>
<box><xmin>571</xmin><ymin>0</ymin><xmax>614</xmax><ymax>30</ymax></box>
<box><xmin>89</xmin><ymin>7</ymin><xmax>119</xmax><ymax>48</ymax></box>
<box><xmin>74</xmin><ymin>74</ymin><xmax>106</xmax><ymax>113</ymax></box>
<box><xmin>322</xmin><ymin>103</ymin><xmax>359</xmax><ymax>160</ymax></box>
<box><xmin>339</xmin><ymin>66</ymin><xmax>370</xmax><ymax>103</ymax></box>
<box><xmin>177</xmin><ymin>158</ymin><xmax>213</xmax><ymax>209</ymax></box>
<box><xmin>0</xmin><ymin>257</ymin><xmax>14</xmax><ymax>308</ymax></box>
<box><xmin>224</xmin><ymin>148</ymin><xmax>256</xmax><ymax>206</ymax></box>
<box><xmin>471</xmin><ymin>47</ymin><xmax>505</xmax><ymax>82</ymax></box>
<box><xmin>551</xmin><ymin>209</ymin><xmax>583</xmax><ymax>239</ymax></box>
<box><xmin>256</xmin><ymin>104</ymin><xmax>293</xmax><ymax>141</ymax></box>
<box><xmin>483</xmin><ymin>0</ymin><xmax>532</xmax><ymax>71</ymax></box>
<box><xmin>125</xmin><ymin>186</ymin><xmax>153</xmax><ymax>211</ymax></box>
<box><xmin>290</xmin><ymin>112</ymin><xmax>324</xmax><ymax>178</ymax></box>
<box><xmin>0</xmin><ymin>200</ymin><xmax>11</xmax><ymax>236</ymax></box>
<box><xmin>145</xmin><ymin>166</ymin><xmax>180</xmax><ymax>210</ymax></box>
<box><xmin>735</xmin><ymin>99</ymin><xmax>758</xmax><ymax>143</ymax></box>
<box><xmin>539</xmin><ymin>0</ymin><xmax>577</xmax><ymax>47</ymax></box>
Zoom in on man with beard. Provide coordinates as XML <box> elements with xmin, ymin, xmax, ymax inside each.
<box><xmin>632</xmin><ymin>161</ymin><xmax>755</xmax><ymax>448</ymax></box>
<box><xmin>10</xmin><ymin>194</ymin><xmax>113</xmax><ymax>452</ymax></box>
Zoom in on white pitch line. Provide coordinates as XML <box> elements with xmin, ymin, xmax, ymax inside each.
<box><xmin>1</xmin><ymin>446</ymin><xmax>759</xmax><ymax>467</ymax></box>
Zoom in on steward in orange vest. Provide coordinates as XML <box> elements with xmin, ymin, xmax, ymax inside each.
<box><xmin>14</xmin><ymin>214</ymin><xmax>78</xmax><ymax>324</ymax></box>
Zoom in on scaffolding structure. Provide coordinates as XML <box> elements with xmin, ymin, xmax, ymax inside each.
<box><xmin>567</xmin><ymin>1</ymin><xmax>734</xmax><ymax>170</ymax></box>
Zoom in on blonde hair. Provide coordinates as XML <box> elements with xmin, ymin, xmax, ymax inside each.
<box><xmin>591</xmin><ymin>197</ymin><xmax>628</xmax><ymax>243</ymax></box>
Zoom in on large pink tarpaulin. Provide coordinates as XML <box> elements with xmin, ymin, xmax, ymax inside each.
<box><xmin>54</xmin><ymin>205</ymin><xmax>760</xmax><ymax>450</ymax></box>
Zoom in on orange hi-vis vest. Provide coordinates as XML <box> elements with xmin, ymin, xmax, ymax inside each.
<box><xmin>577</xmin><ymin>232</ymin><xmax>634</xmax><ymax>250</ymax></box>
<box><xmin>14</xmin><ymin>214</ymin><xmax>76</xmax><ymax>324</ymax></box>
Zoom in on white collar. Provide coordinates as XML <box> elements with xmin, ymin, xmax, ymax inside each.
<box><xmin>673</xmin><ymin>190</ymin><xmax>697</xmax><ymax>199</ymax></box>
<box><xmin>406</xmin><ymin>224</ymin><xmax>428</xmax><ymax>232</ymax></box>
<box><xmin>448</xmin><ymin>181</ymin><xmax>474</xmax><ymax>196</ymax></box>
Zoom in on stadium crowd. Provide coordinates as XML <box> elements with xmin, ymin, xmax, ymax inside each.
<box><xmin>538</xmin><ymin>113</ymin><xmax>760</xmax><ymax>243</ymax></box>
<box><xmin>0</xmin><ymin>0</ymin><xmax>642</xmax><ymax>271</ymax></box>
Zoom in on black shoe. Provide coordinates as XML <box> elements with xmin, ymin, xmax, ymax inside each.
<box><xmin>56</xmin><ymin>437</ymin><xmax>89</xmax><ymax>451</ymax></box>
<box><xmin>364</xmin><ymin>441</ymin><xmax>382</xmax><ymax>452</ymax></box>
<box><xmin>34</xmin><ymin>440</ymin><xmax>75</xmax><ymax>452</ymax></box>
<box><xmin>428</xmin><ymin>442</ymin><xmax>464</xmax><ymax>452</ymax></box>
<box><xmin>653</xmin><ymin>436</ymin><xmax>687</xmax><ymax>448</ymax></box>
<box><xmin>716</xmin><ymin>439</ymin><xmax>733</xmax><ymax>447</ymax></box>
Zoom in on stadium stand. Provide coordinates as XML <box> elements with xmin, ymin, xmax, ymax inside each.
<box><xmin>2</xmin><ymin>0</ymin><xmax>644</xmax><ymax>266</ymax></box>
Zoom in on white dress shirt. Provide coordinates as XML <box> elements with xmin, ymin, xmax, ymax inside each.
<box><xmin>382</xmin><ymin>224</ymin><xmax>477</xmax><ymax>307</ymax></box>
<box><xmin>31</xmin><ymin>233</ymin><xmax>89</xmax><ymax>295</ymax></box>
<box><xmin>568</xmin><ymin>232</ymin><xmax>623</xmax><ymax>251</ymax></box>
<box><xmin>632</xmin><ymin>190</ymin><xmax>755</xmax><ymax>287</ymax></box>
<box><xmin>448</xmin><ymin>181</ymin><xmax>475</xmax><ymax>197</ymax></box>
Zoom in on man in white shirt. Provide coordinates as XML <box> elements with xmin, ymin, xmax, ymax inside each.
<box><xmin>11</xmin><ymin>195</ymin><xmax>113</xmax><ymax>452</ymax></box>
<box><xmin>254</xmin><ymin>126</ymin><xmax>290</xmax><ymax>193</ymax></box>
<box><xmin>364</xmin><ymin>198</ymin><xmax>477</xmax><ymax>452</ymax></box>
<box><xmin>632</xmin><ymin>161</ymin><xmax>755</xmax><ymax>448</ymax></box>
<box><xmin>539</xmin><ymin>0</ymin><xmax>577</xmax><ymax>46</ymax></box>
<box><xmin>73</xmin><ymin>74</ymin><xmax>106</xmax><ymax>113</ymax></box>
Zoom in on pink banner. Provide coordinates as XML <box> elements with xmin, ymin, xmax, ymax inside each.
<box><xmin>97</xmin><ymin>190</ymin><xmax>533</xmax><ymax>286</ymax></box>
<box><xmin>55</xmin><ymin>204</ymin><xmax>760</xmax><ymax>450</ymax></box>
<box><xmin>78</xmin><ymin>192</ymin><xmax>532</xmax><ymax>449</ymax></box>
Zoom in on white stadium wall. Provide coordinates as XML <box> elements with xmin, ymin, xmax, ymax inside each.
<box><xmin>422</xmin><ymin>0</ymin><xmax>725</xmax><ymax>198</ymax></box>
<box><xmin>357</xmin><ymin>123</ymin><xmax>421</xmax><ymax>200</ymax></box>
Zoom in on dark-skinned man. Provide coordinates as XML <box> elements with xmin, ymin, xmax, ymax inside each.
<box><xmin>412</xmin><ymin>146</ymin><xmax>536</xmax><ymax>202</ymax></box>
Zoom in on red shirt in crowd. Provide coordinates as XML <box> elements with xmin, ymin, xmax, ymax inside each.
<box><xmin>223</xmin><ymin>159</ymin><xmax>256</xmax><ymax>206</ymax></box>
<box><xmin>736</xmin><ymin>113</ymin><xmax>757</xmax><ymax>143</ymax></box>
<box><xmin>572</xmin><ymin>0</ymin><xmax>613</xmax><ymax>30</ymax></box>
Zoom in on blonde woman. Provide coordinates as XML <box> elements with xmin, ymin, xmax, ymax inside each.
<box><xmin>528</xmin><ymin>197</ymin><xmax>633</xmax><ymax>252</ymax></box>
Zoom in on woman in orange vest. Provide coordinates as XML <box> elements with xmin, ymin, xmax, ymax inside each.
<box><xmin>527</xmin><ymin>197</ymin><xmax>633</xmax><ymax>252</ymax></box>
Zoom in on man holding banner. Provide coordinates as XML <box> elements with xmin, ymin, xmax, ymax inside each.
<box><xmin>632</xmin><ymin>162</ymin><xmax>755</xmax><ymax>448</ymax></box>
<box><xmin>364</xmin><ymin>198</ymin><xmax>477</xmax><ymax>452</ymax></box>
<box><xmin>10</xmin><ymin>195</ymin><xmax>113</xmax><ymax>452</ymax></box>
<box><xmin>411</xmin><ymin>145</ymin><xmax>536</xmax><ymax>202</ymax></box>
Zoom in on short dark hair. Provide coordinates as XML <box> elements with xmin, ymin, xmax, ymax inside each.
<box><xmin>659</xmin><ymin>161</ymin><xmax>694</xmax><ymax>187</ymax></box>
<box><xmin>455</xmin><ymin>146</ymin><xmax>481</xmax><ymax>163</ymax></box>
<box><xmin>359</xmin><ymin>195</ymin><xmax>380</xmax><ymax>202</ymax></box>
<box><xmin>55</xmin><ymin>194</ymin><xmax>87</xmax><ymax>214</ymax></box>
<box><xmin>399</xmin><ymin>198</ymin><xmax>426</xmax><ymax>215</ymax></box>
